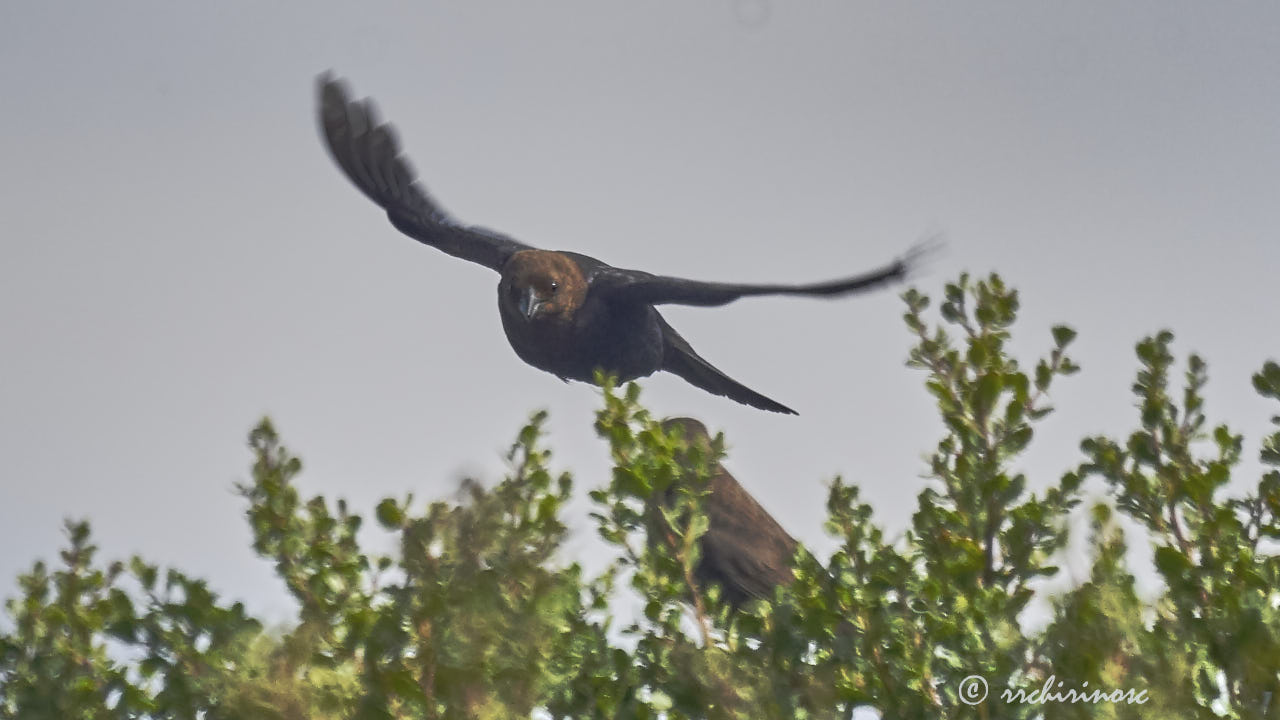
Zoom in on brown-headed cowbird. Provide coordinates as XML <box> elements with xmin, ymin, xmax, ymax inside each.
<box><xmin>657</xmin><ymin>417</ymin><xmax>797</xmax><ymax>608</ymax></box>
<box><xmin>318</xmin><ymin>74</ymin><xmax>930</xmax><ymax>414</ymax></box>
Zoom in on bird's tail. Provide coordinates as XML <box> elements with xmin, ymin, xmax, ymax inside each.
<box><xmin>659</xmin><ymin>319</ymin><xmax>797</xmax><ymax>415</ymax></box>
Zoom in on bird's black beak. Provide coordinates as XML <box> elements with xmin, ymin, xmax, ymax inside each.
<box><xmin>519</xmin><ymin>287</ymin><xmax>545</xmax><ymax>320</ymax></box>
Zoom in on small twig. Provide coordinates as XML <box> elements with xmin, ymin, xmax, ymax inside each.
<box><xmin>681</xmin><ymin>533</ymin><xmax>713</xmax><ymax>648</ymax></box>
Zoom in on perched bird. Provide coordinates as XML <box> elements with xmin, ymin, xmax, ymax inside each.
<box><xmin>655</xmin><ymin>417</ymin><xmax>798</xmax><ymax>608</ymax></box>
<box><xmin>318</xmin><ymin>74</ymin><xmax>930</xmax><ymax>414</ymax></box>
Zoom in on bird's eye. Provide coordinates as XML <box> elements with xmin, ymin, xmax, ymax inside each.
<box><xmin>550</xmin><ymin>282</ymin><xmax>559</xmax><ymax>293</ymax></box>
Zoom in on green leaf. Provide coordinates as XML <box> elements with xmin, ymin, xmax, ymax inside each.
<box><xmin>374</xmin><ymin>498</ymin><xmax>405</xmax><ymax>530</ymax></box>
<box><xmin>1153</xmin><ymin>545</ymin><xmax>1192</xmax><ymax>579</ymax></box>
<box><xmin>1051</xmin><ymin>324</ymin><xmax>1077</xmax><ymax>348</ymax></box>
<box><xmin>972</xmin><ymin>372</ymin><xmax>1003</xmax><ymax>420</ymax></box>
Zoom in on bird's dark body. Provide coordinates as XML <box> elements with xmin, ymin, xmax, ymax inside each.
<box><xmin>318</xmin><ymin>74</ymin><xmax>930</xmax><ymax>414</ymax></box>
<box><xmin>658</xmin><ymin>418</ymin><xmax>797</xmax><ymax>608</ymax></box>
<box><xmin>497</xmin><ymin>252</ymin><xmax>666</xmax><ymax>384</ymax></box>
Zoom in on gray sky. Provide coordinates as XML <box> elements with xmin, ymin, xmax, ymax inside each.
<box><xmin>2</xmin><ymin>2</ymin><xmax>1278</xmax><ymax>623</ymax></box>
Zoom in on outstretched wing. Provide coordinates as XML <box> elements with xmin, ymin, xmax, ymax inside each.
<box><xmin>317</xmin><ymin>73</ymin><xmax>532</xmax><ymax>272</ymax></box>
<box><xmin>592</xmin><ymin>240</ymin><xmax>938</xmax><ymax>307</ymax></box>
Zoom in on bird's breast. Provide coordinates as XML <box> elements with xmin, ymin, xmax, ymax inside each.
<box><xmin>497</xmin><ymin>292</ymin><xmax>664</xmax><ymax>384</ymax></box>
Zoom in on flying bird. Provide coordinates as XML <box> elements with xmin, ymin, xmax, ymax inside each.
<box><xmin>318</xmin><ymin>74</ymin><xmax>930</xmax><ymax>414</ymax></box>
<box><xmin>656</xmin><ymin>417</ymin><xmax>798</xmax><ymax>608</ymax></box>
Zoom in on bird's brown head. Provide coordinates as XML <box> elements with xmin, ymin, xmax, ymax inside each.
<box><xmin>661</xmin><ymin>417</ymin><xmax>715</xmax><ymax>456</ymax></box>
<box><xmin>501</xmin><ymin>250</ymin><xmax>587</xmax><ymax>323</ymax></box>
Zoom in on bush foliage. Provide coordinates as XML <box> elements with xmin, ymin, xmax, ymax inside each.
<box><xmin>4</xmin><ymin>274</ymin><xmax>1278</xmax><ymax>719</ymax></box>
